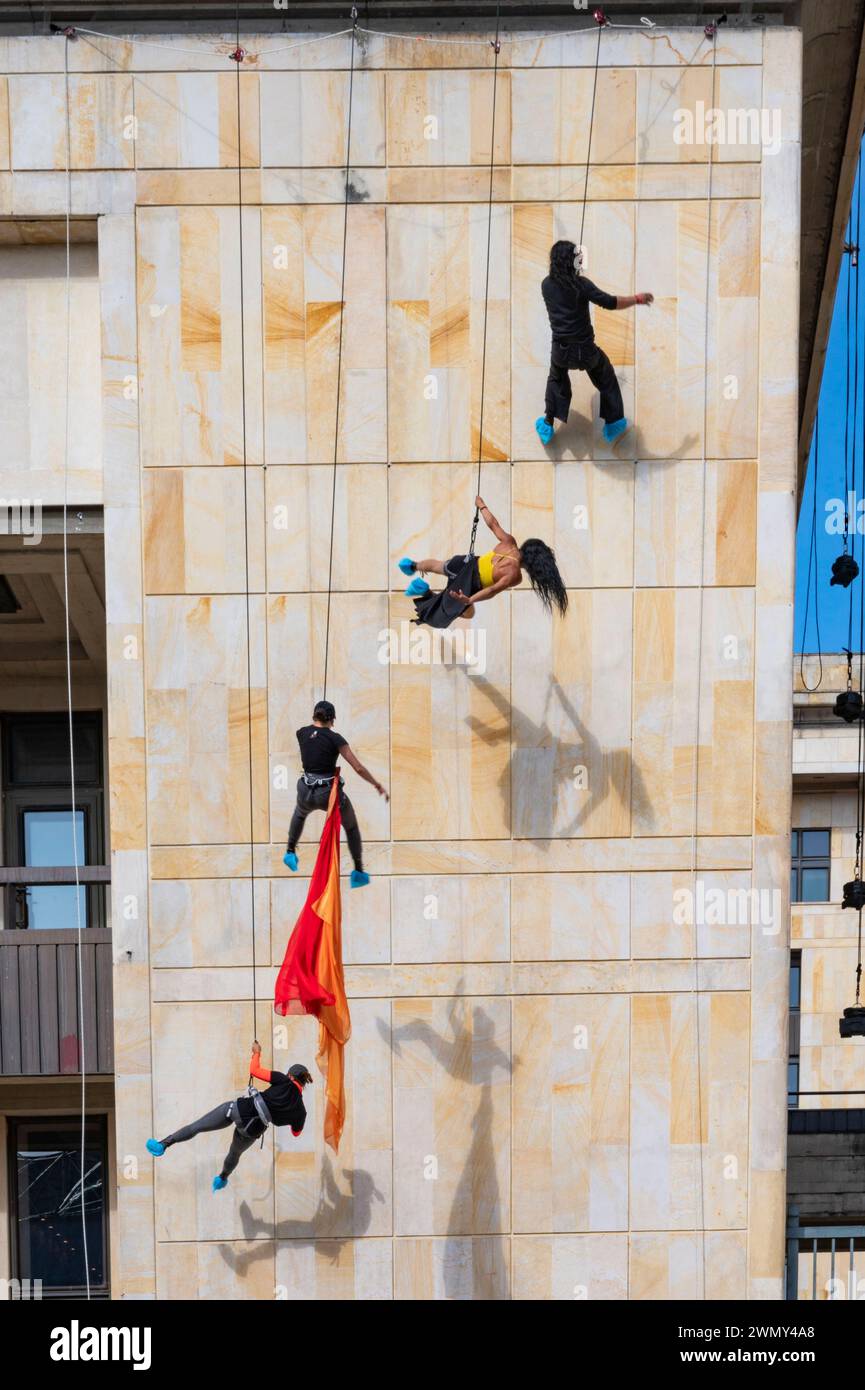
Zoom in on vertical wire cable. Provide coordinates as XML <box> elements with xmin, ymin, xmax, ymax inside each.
<box><xmin>847</xmin><ymin>196</ymin><xmax>856</xmax><ymax>648</ymax></box>
<box><xmin>233</xmin><ymin>5</ymin><xmax>258</xmax><ymax>1033</ymax></box>
<box><xmin>469</xmin><ymin>3</ymin><xmax>502</xmax><ymax>557</ymax></box>
<box><xmin>853</xmin><ymin>142</ymin><xmax>864</xmax><ymax>1000</ymax></box>
<box><xmin>798</xmin><ymin>413</ymin><xmax>823</xmax><ymax>691</ymax></box>
<box><xmin>577</xmin><ymin>18</ymin><xmax>603</xmax><ymax>261</ymax></box>
<box><xmin>845</xmin><ymin>197</ymin><xmax>853</xmax><ymax>558</ymax></box>
<box><xmin>62</xmin><ymin>30</ymin><xmax>91</xmax><ymax>1301</ymax></box>
<box><xmin>322</xmin><ymin>9</ymin><xmax>359</xmax><ymax>700</ymax></box>
<box><xmin>689</xmin><ymin>29</ymin><xmax>718</xmax><ymax>1302</ymax></box>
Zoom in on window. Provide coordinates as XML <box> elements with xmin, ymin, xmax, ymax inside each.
<box><xmin>791</xmin><ymin>829</ymin><xmax>831</xmax><ymax>903</ymax></box>
<box><xmin>789</xmin><ymin>950</ymin><xmax>802</xmax><ymax>1108</ymax></box>
<box><xmin>2</xmin><ymin>712</ymin><xmax>104</xmax><ymax>929</ymax></box>
<box><xmin>8</xmin><ymin>1116</ymin><xmax>109</xmax><ymax>1298</ymax></box>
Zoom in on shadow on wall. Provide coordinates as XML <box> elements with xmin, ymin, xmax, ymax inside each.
<box><xmin>543</xmin><ymin>415</ymin><xmax>699</xmax><ymax>465</ymax></box>
<box><xmin>378</xmin><ymin>989</ymin><xmax>513</xmax><ymax>1300</ymax></box>
<box><xmin>216</xmin><ymin>1158</ymin><xmax>386</xmax><ymax>1278</ymax></box>
<box><xmin>466</xmin><ymin>675</ymin><xmax>655</xmax><ymax>839</ymax></box>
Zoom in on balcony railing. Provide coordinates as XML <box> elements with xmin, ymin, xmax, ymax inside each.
<box><xmin>0</xmin><ymin>866</ymin><xmax>112</xmax><ymax>1075</ymax></box>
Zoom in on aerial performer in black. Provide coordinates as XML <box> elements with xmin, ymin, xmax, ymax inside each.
<box><xmin>535</xmin><ymin>239</ymin><xmax>654</xmax><ymax>446</ymax></box>
<box><xmin>146</xmin><ymin>1042</ymin><xmax>312</xmax><ymax>1191</ymax></box>
<box><xmin>399</xmin><ymin>495</ymin><xmax>568</xmax><ymax>629</ymax></box>
<box><xmin>282</xmin><ymin>699</ymin><xmax>389</xmax><ymax>888</ymax></box>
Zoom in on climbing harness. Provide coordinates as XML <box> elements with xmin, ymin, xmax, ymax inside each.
<box><xmin>232</xmin><ymin>1090</ymin><xmax>272</xmax><ymax>1144</ymax></box>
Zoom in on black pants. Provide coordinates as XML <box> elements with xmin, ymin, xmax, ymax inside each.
<box><xmin>162</xmin><ymin>1102</ymin><xmax>257</xmax><ymax>1180</ymax></box>
<box><xmin>412</xmin><ymin>554</ymin><xmax>480</xmax><ymax>630</ymax></box>
<box><xmin>544</xmin><ymin>339</ymin><xmax>624</xmax><ymax>425</ymax></box>
<box><xmin>287</xmin><ymin>777</ymin><xmax>363</xmax><ymax>870</ymax></box>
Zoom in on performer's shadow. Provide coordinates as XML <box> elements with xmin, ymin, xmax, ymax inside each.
<box><xmin>216</xmin><ymin>1157</ymin><xmax>385</xmax><ymax>1278</ymax></box>
<box><xmin>466</xmin><ymin>674</ymin><xmax>654</xmax><ymax>844</ymax></box>
<box><xmin>378</xmin><ymin>992</ymin><xmax>514</xmax><ymax>1300</ymax></box>
<box><xmin>545</xmin><ymin>417</ymin><xmax>699</xmax><ymax>466</ymax></box>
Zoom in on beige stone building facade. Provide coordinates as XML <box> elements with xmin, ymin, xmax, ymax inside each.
<box><xmin>0</xmin><ymin>10</ymin><xmax>823</xmax><ymax>1300</ymax></box>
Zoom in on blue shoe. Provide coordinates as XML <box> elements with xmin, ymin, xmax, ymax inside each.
<box><xmin>535</xmin><ymin>416</ymin><xmax>554</xmax><ymax>445</ymax></box>
<box><xmin>146</xmin><ymin>1138</ymin><xmax>165</xmax><ymax>1158</ymax></box>
<box><xmin>350</xmin><ymin>869</ymin><xmax>370</xmax><ymax>889</ymax></box>
<box><xmin>405</xmin><ymin>577</ymin><xmax>429</xmax><ymax>598</ymax></box>
<box><xmin>212</xmin><ymin>1175</ymin><xmax>227</xmax><ymax>1192</ymax></box>
<box><xmin>398</xmin><ymin>557</ymin><xmax>416</xmax><ymax>576</ymax></box>
<box><xmin>602</xmin><ymin>417</ymin><xmax>628</xmax><ymax>444</ymax></box>
<box><xmin>283</xmin><ymin>851</ymin><xmax>298</xmax><ymax>872</ymax></box>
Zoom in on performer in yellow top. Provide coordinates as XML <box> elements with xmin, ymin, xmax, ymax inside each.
<box><xmin>398</xmin><ymin>496</ymin><xmax>568</xmax><ymax>626</ymax></box>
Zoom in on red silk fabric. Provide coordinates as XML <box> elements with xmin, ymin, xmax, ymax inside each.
<box><xmin>273</xmin><ymin>776</ymin><xmax>351</xmax><ymax>1151</ymax></box>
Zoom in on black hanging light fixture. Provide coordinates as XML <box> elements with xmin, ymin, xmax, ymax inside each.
<box><xmin>831</xmin><ymin>552</ymin><xmax>859</xmax><ymax>587</ymax></box>
<box><xmin>834</xmin><ymin>649</ymin><xmax>864</xmax><ymax>722</ymax></box>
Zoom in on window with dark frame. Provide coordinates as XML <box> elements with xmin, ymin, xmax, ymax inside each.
<box><xmin>1</xmin><ymin>712</ymin><xmax>104</xmax><ymax>930</ymax></box>
<box><xmin>8</xmin><ymin>1115</ymin><xmax>109</xmax><ymax>1299</ymax></box>
<box><xmin>790</xmin><ymin>828</ymin><xmax>831</xmax><ymax>904</ymax></box>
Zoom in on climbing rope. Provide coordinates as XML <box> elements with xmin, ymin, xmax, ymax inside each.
<box><xmin>467</xmin><ymin>3</ymin><xmax>502</xmax><ymax>559</ymax></box>
<box><xmin>845</xmin><ymin>187</ymin><xmax>862</xmax><ymax>561</ymax></box>
<box><xmin>854</xmin><ymin>152</ymin><xmax>865</xmax><ymax>1004</ymax></box>
<box><xmin>61</xmin><ymin>26</ymin><xmax>91</xmax><ymax>1302</ymax></box>
<box><xmin>322</xmin><ymin>7</ymin><xmax>359</xmax><ymax>699</ymax></box>
<box><xmin>230</xmin><ymin>7</ymin><xmax>260</xmax><ymax>1048</ymax></box>
<box><xmin>63</xmin><ymin>24</ymin><xmax>353</xmax><ymax>58</ymax></box>
<box><xmin>846</xmin><ymin>183</ymin><xmax>862</xmax><ymax>650</ymax></box>
<box><xmin>464</xmin><ymin>8</ymin><xmax>506</xmax><ymax>558</ymax></box>
<box><xmin>577</xmin><ymin>10</ymin><xmax>606</xmax><ymax>265</ymax></box>
<box><xmin>688</xmin><ymin>21</ymin><xmax>719</xmax><ymax>1301</ymax></box>
<box><xmin>798</xmin><ymin>411</ymin><xmax>823</xmax><ymax>691</ymax></box>
<box><xmin>356</xmin><ymin>16</ymin><xmax>656</xmax><ymax>44</ymax></box>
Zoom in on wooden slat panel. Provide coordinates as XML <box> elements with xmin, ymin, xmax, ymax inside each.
<box><xmin>1</xmin><ymin>933</ymin><xmax>114</xmax><ymax>1076</ymax></box>
<box><xmin>80</xmin><ymin>942</ymin><xmax>97</xmax><ymax>1074</ymax></box>
<box><xmin>37</xmin><ymin>942</ymin><xmax>59</xmax><ymax>1073</ymax></box>
<box><xmin>95</xmin><ymin>941</ymin><xmax>113</xmax><ymax>1073</ymax></box>
<box><xmin>17</xmin><ymin>942</ymin><xmax>40</xmax><ymax>1073</ymax></box>
<box><xmin>0</xmin><ymin>928</ymin><xmax>111</xmax><ymax>946</ymax></box>
<box><xmin>0</xmin><ymin>943</ymin><xmax>21</xmax><ymax>1073</ymax></box>
<box><xmin>56</xmin><ymin>943</ymin><xmax>79</xmax><ymax>1073</ymax></box>
<box><xmin>0</xmin><ymin>867</ymin><xmax>110</xmax><ymax>885</ymax></box>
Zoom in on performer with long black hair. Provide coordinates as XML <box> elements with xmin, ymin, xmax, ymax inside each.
<box><xmin>536</xmin><ymin>239</ymin><xmax>654</xmax><ymax>446</ymax></box>
<box><xmin>399</xmin><ymin>495</ymin><xmax>568</xmax><ymax>629</ymax></box>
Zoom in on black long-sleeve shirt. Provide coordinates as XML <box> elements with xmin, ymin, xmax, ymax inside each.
<box><xmin>236</xmin><ymin>1055</ymin><xmax>307</xmax><ymax>1137</ymax></box>
<box><xmin>541</xmin><ymin>273</ymin><xmax>617</xmax><ymax>347</ymax></box>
